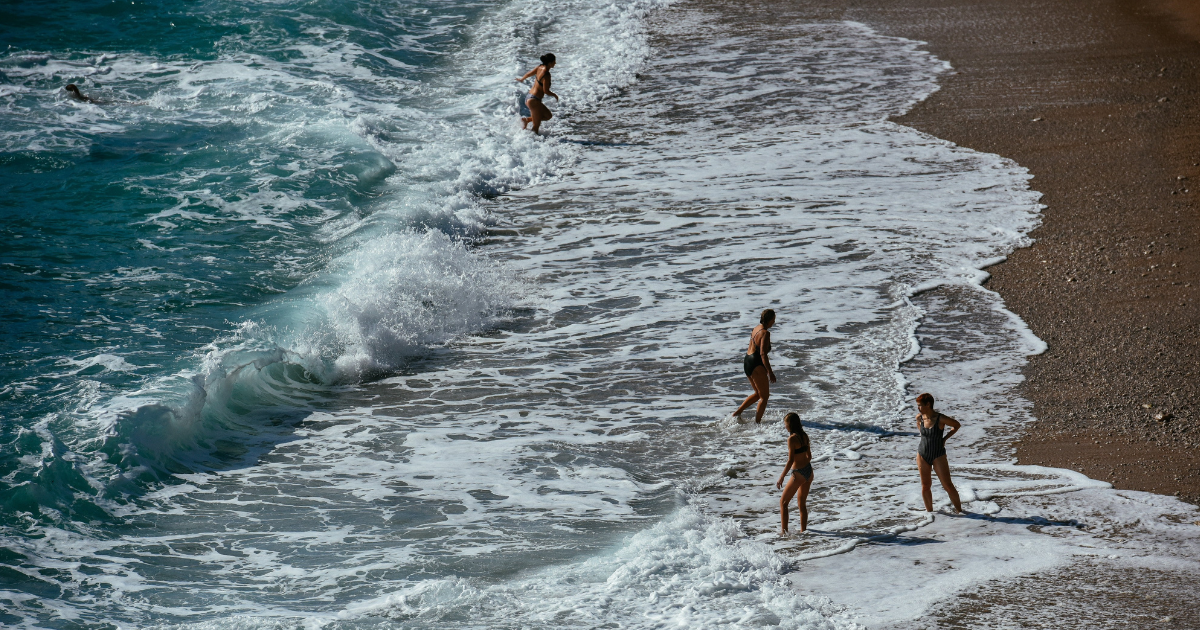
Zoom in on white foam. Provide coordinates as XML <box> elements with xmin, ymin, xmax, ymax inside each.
<box><xmin>6</xmin><ymin>2</ymin><xmax>1199</xmax><ymax>629</ymax></box>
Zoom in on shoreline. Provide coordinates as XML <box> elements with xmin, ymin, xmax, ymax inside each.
<box><xmin>718</xmin><ymin>0</ymin><xmax>1199</xmax><ymax>504</ymax></box>
<box><xmin>677</xmin><ymin>0</ymin><xmax>1200</xmax><ymax>625</ymax></box>
<box><xmin>786</xmin><ymin>0</ymin><xmax>1200</xmax><ymax>504</ymax></box>
<box><xmin>880</xmin><ymin>0</ymin><xmax>1200</xmax><ymax>506</ymax></box>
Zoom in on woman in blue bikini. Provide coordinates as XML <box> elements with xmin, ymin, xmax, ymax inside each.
<box><xmin>776</xmin><ymin>412</ymin><xmax>813</xmax><ymax>534</ymax></box>
<box><xmin>516</xmin><ymin>53</ymin><xmax>558</xmax><ymax>134</ymax></box>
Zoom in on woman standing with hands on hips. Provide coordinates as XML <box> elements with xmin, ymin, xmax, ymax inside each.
<box><xmin>915</xmin><ymin>392</ymin><xmax>963</xmax><ymax>513</ymax></box>
<box><xmin>733</xmin><ymin>309</ymin><xmax>776</xmax><ymax>423</ymax></box>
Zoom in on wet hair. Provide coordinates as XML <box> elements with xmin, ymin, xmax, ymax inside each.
<box><xmin>65</xmin><ymin>84</ymin><xmax>81</xmax><ymax>93</ymax></box>
<box><xmin>916</xmin><ymin>392</ymin><xmax>935</xmax><ymax>407</ymax></box>
<box><xmin>784</xmin><ymin>412</ymin><xmax>808</xmax><ymax>449</ymax></box>
<box><xmin>760</xmin><ymin>308</ymin><xmax>775</xmax><ymax>325</ymax></box>
<box><xmin>540</xmin><ymin>53</ymin><xmax>556</xmax><ymax>65</ymax></box>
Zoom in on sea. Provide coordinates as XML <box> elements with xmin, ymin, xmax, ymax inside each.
<box><xmin>2</xmin><ymin>0</ymin><xmax>1198</xmax><ymax>628</ymax></box>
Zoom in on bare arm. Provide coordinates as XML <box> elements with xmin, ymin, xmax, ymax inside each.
<box><xmin>776</xmin><ymin>435</ymin><xmax>797</xmax><ymax>489</ymax></box>
<box><xmin>543</xmin><ymin>73</ymin><xmax>559</xmax><ymax>100</ymax></box>
<box><xmin>516</xmin><ymin>67</ymin><xmax>538</xmax><ymax>82</ymax></box>
<box><xmin>940</xmin><ymin>415</ymin><xmax>961</xmax><ymax>440</ymax></box>
<box><xmin>759</xmin><ymin>330</ymin><xmax>776</xmax><ymax>383</ymax></box>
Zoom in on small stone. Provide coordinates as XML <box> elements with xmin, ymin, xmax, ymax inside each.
<box><xmin>1143</xmin><ymin>404</ymin><xmax>1153</xmax><ymax>409</ymax></box>
<box><xmin>1155</xmin><ymin>412</ymin><xmax>1174</xmax><ymax>422</ymax></box>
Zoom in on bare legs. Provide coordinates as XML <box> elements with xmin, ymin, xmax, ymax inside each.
<box><xmin>779</xmin><ymin>471</ymin><xmax>811</xmax><ymax>534</ymax></box>
<box><xmin>732</xmin><ymin>366</ymin><xmax>770</xmax><ymax>422</ymax></box>
<box><xmin>521</xmin><ymin>98</ymin><xmax>553</xmax><ymax>133</ymax></box>
<box><xmin>917</xmin><ymin>455</ymin><xmax>962</xmax><ymax>513</ymax></box>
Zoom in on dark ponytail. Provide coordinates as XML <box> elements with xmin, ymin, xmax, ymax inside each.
<box><xmin>540</xmin><ymin>53</ymin><xmax>556</xmax><ymax>66</ymax></box>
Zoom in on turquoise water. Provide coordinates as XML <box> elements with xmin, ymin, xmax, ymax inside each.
<box><xmin>1</xmin><ymin>0</ymin><xmax>490</xmax><ymax>501</ymax></box>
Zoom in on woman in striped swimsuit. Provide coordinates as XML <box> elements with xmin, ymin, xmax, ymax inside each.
<box><xmin>915</xmin><ymin>392</ymin><xmax>963</xmax><ymax>513</ymax></box>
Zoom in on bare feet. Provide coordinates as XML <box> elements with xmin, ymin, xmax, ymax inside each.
<box><xmin>520</xmin><ymin>117</ymin><xmax>530</xmax><ymax>130</ymax></box>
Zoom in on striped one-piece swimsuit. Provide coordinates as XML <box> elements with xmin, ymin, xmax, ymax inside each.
<box><xmin>918</xmin><ymin>412</ymin><xmax>947</xmax><ymax>465</ymax></box>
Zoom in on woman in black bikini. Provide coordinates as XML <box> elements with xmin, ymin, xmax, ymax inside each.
<box><xmin>776</xmin><ymin>412</ymin><xmax>813</xmax><ymax>534</ymax></box>
<box><xmin>516</xmin><ymin>53</ymin><xmax>558</xmax><ymax>134</ymax></box>
<box><xmin>915</xmin><ymin>392</ymin><xmax>963</xmax><ymax>513</ymax></box>
<box><xmin>732</xmin><ymin>309</ymin><xmax>776</xmax><ymax>423</ymax></box>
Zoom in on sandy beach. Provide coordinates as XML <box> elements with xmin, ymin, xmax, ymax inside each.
<box><xmin>756</xmin><ymin>0</ymin><xmax>1200</xmax><ymax>624</ymax></box>
<box><xmin>769</xmin><ymin>0</ymin><xmax>1200</xmax><ymax>505</ymax></box>
<box><xmin>669</xmin><ymin>0</ymin><xmax>1200</xmax><ymax>625</ymax></box>
<box><xmin>882</xmin><ymin>0</ymin><xmax>1200</xmax><ymax>506</ymax></box>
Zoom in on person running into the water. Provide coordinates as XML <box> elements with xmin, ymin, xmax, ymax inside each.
<box><xmin>776</xmin><ymin>412</ymin><xmax>813</xmax><ymax>534</ymax></box>
<box><xmin>915</xmin><ymin>392</ymin><xmax>963</xmax><ymax>513</ymax></box>
<box><xmin>516</xmin><ymin>53</ymin><xmax>558</xmax><ymax>134</ymax></box>
<box><xmin>64</xmin><ymin>84</ymin><xmax>101</xmax><ymax>104</ymax></box>
<box><xmin>732</xmin><ymin>308</ymin><xmax>776</xmax><ymax>423</ymax></box>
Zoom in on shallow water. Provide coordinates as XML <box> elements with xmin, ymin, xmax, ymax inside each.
<box><xmin>3</xmin><ymin>0</ymin><xmax>1198</xmax><ymax>628</ymax></box>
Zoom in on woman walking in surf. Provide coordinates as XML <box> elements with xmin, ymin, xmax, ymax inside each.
<box><xmin>732</xmin><ymin>309</ymin><xmax>776</xmax><ymax>423</ymax></box>
<box><xmin>776</xmin><ymin>412</ymin><xmax>813</xmax><ymax>534</ymax></box>
<box><xmin>517</xmin><ymin>53</ymin><xmax>558</xmax><ymax>134</ymax></box>
<box><xmin>915</xmin><ymin>392</ymin><xmax>964</xmax><ymax>513</ymax></box>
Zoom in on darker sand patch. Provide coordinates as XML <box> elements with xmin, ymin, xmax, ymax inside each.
<box><xmin>887</xmin><ymin>559</ymin><xmax>1200</xmax><ymax>629</ymax></box>
<box><xmin>1148</xmin><ymin>0</ymin><xmax>1200</xmax><ymax>44</ymax></box>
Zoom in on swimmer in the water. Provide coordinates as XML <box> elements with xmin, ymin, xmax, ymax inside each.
<box><xmin>63</xmin><ymin>84</ymin><xmax>144</xmax><ymax>105</ymax></box>
<box><xmin>776</xmin><ymin>412</ymin><xmax>813</xmax><ymax>534</ymax></box>
<box><xmin>732</xmin><ymin>308</ymin><xmax>776</xmax><ymax>423</ymax></box>
<box><xmin>914</xmin><ymin>392</ymin><xmax>963</xmax><ymax>514</ymax></box>
<box><xmin>64</xmin><ymin>84</ymin><xmax>102</xmax><ymax>104</ymax></box>
<box><xmin>516</xmin><ymin>53</ymin><xmax>558</xmax><ymax>134</ymax></box>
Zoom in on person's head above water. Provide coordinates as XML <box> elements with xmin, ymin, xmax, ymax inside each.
<box><xmin>760</xmin><ymin>308</ymin><xmax>775</xmax><ymax>327</ymax></box>
<box><xmin>916</xmin><ymin>392</ymin><xmax>934</xmax><ymax>410</ymax></box>
<box><xmin>540</xmin><ymin>53</ymin><xmax>556</xmax><ymax>67</ymax></box>
<box><xmin>64</xmin><ymin>84</ymin><xmax>94</xmax><ymax>103</ymax></box>
<box><xmin>784</xmin><ymin>412</ymin><xmax>804</xmax><ymax>435</ymax></box>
